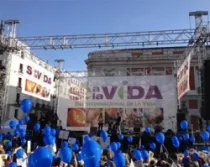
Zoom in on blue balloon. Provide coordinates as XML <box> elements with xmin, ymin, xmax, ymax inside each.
<box><xmin>118</xmin><ymin>134</ymin><xmax>124</xmax><ymax>141</ymax></box>
<box><xmin>114</xmin><ymin>151</ymin><xmax>126</xmax><ymax>167</ymax></box>
<box><xmin>139</xmin><ymin>145</ymin><xmax>145</xmax><ymax>151</ymax></box>
<box><xmin>21</xmin><ymin>138</ymin><xmax>27</xmax><ymax>145</ymax></box>
<box><xmin>16</xmin><ymin>149</ymin><xmax>24</xmax><ymax>158</ymax></box>
<box><xmin>19</xmin><ymin>129</ymin><xmax>26</xmax><ymax>138</ymax></box>
<box><xmin>9</xmin><ymin>120</ymin><xmax>16</xmax><ymax>129</ymax></box>
<box><xmin>9</xmin><ymin>162</ymin><xmax>17</xmax><ymax>167</ymax></box>
<box><xmin>155</xmin><ymin>132</ymin><xmax>165</xmax><ymax>144</ymax></box>
<box><xmin>180</xmin><ymin>120</ymin><xmax>188</xmax><ymax>130</ymax></box>
<box><xmin>0</xmin><ymin>133</ymin><xmax>3</xmax><ymax>142</ymax></box>
<box><xmin>183</xmin><ymin>133</ymin><xmax>189</xmax><ymax>141</ymax></box>
<box><xmin>20</xmin><ymin>99</ymin><xmax>32</xmax><ymax>114</ymax></box>
<box><xmin>60</xmin><ymin>146</ymin><xmax>73</xmax><ymax>164</ymax></box>
<box><xmin>189</xmin><ymin>136</ymin><xmax>195</xmax><ymax>143</ymax></box>
<box><xmin>184</xmin><ymin>150</ymin><xmax>189</xmax><ymax>157</ymax></box>
<box><xmin>127</xmin><ymin>136</ymin><xmax>133</xmax><ymax>143</ymax></box>
<box><xmin>141</xmin><ymin>150</ymin><xmax>149</xmax><ymax>160</ymax></box>
<box><xmin>43</xmin><ymin>135</ymin><xmax>55</xmax><ymax>146</ymax></box>
<box><xmin>132</xmin><ymin>149</ymin><xmax>142</xmax><ymax>160</ymax></box>
<box><xmin>55</xmin><ymin>129</ymin><xmax>60</xmax><ymax>136</ymax></box>
<box><xmin>192</xmin><ymin>152</ymin><xmax>199</xmax><ymax>161</ymax></box>
<box><xmin>6</xmin><ymin>151</ymin><xmax>12</xmax><ymax>156</ymax></box>
<box><xmin>72</xmin><ymin>144</ymin><xmax>79</xmax><ymax>152</ymax></box>
<box><xmin>100</xmin><ymin>130</ymin><xmax>108</xmax><ymax>142</ymax></box>
<box><xmin>182</xmin><ymin>157</ymin><xmax>190</xmax><ymax>165</ymax></box>
<box><xmin>51</xmin><ymin>128</ymin><xmax>56</xmax><ymax>136</ymax></box>
<box><xmin>6</xmin><ymin>132</ymin><xmax>13</xmax><ymax>140</ymax></box>
<box><xmin>207</xmin><ymin>125</ymin><xmax>210</xmax><ymax>132</ymax></box>
<box><xmin>149</xmin><ymin>142</ymin><xmax>156</xmax><ymax>150</ymax></box>
<box><xmin>16</xmin><ymin>124</ymin><xmax>22</xmax><ymax>130</ymax></box>
<box><xmin>81</xmin><ymin>138</ymin><xmax>102</xmax><ymax>167</ymax></box>
<box><xmin>14</xmin><ymin>129</ymin><xmax>20</xmax><ymax>136</ymax></box>
<box><xmin>24</xmin><ymin>115</ymin><xmax>30</xmax><ymax>123</ymax></box>
<box><xmin>172</xmin><ymin>139</ymin><xmax>180</xmax><ymax>148</ymax></box>
<box><xmin>145</xmin><ymin>127</ymin><xmax>151</xmax><ymax>133</ymax></box>
<box><xmin>84</xmin><ymin>135</ymin><xmax>91</xmax><ymax>143</ymax></box>
<box><xmin>200</xmin><ymin>131</ymin><xmax>210</xmax><ymax>142</ymax></box>
<box><xmin>77</xmin><ymin>152</ymin><xmax>83</xmax><ymax>161</ymax></box>
<box><xmin>32</xmin><ymin>147</ymin><xmax>53</xmax><ymax>167</ymax></box>
<box><xmin>171</xmin><ymin>136</ymin><xmax>178</xmax><ymax>142</ymax></box>
<box><xmin>6</xmin><ymin>140</ymin><xmax>12</xmax><ymax>147</ymax></box>
<box><xmin>28</xmin><ymin>153</ymin><xmax>35</xmax><ymax>167</ymax></box>
<box><xmin>62</xmin><ymin>141</ymin><xmax>69</xmax><ymax>148</ymax></box>
<box><xmin>19</xmin><ymin>120</ymin><xmax>25</xmax><ymax>125</ymax></box>
<box><xmin>43</xmin><ymin>126</ymin><xmax>51</xmax><ymax>136</ymax></box>
<box><xmin>116</xmin><ymin>142</ymin><xmax>121</xmax><ymax>149</ymax></box>
<box><xmin>110</xmin><ymin>142</ymin><xmax>118</xmax><ymax>152</ymax></box>
<box><xmin>33</xmin><ymin>123</ymin><xmax>40</xmax><ymax>132</ymax></box>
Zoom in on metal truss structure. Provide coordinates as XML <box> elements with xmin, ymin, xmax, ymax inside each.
<box><xmin>10</xmin><ymin>29</ymin><xmax>196</xmax><ymax>50</ymax></box>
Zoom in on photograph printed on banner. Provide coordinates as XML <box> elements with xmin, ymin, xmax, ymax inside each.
<box><xmin>66</xmin><ymin>107</ymin><xmax>164</xmax><ymax>129</ymax></box>
<box><xmin>67</xmin><ymin>108</ymin><xmax>86</xmax><ymax>127</ymax></box>
<box><xmin>25</xmin><ymin>79</ymin><xmax>50</xmax><ymax>99</ymax></box>
<box><xmin>120</xmin><ymin>108</ymin><xmax>163</xmax><ymax>128</ymax></box>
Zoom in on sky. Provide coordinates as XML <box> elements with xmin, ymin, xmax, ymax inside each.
<box><xmin>0</xmin><ymin>0</ymin><xmax>210</xmax><ymax>71</ymax></box>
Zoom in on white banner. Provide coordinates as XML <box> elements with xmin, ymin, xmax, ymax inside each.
<box><xmin>22</xmin><ymin>59</ymin><xmax>54</xmax><ymax>101</ymax></box>
<box><xmin>177</xmin><ymin>51</ymin><xmax>192</xmax><ymax>99</ymax></box>
<box><xmin>57</xmin><ymin>76</ymin><xmax>177</xmax><ymax>131</ymax></box>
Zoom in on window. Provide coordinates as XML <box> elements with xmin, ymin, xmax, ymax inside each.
<box><xmin>14</xmin><ymin>109</ymin><xmax>18</xmax><ymax>119</ymax></box>
<box><xmin>188</xmin><ymin>99</ymin><xmax>198</xmax><ymax>109</ymax></box>
<box><xmin>19</xmin><ymin>64</ymin><xmax>23</xmax><ymax>73</ymax></box>
<box><xmin>21</xmin><ymin>52</ymin><xmax>24</xmax><ymax>58</ymax></box>
<box><xmin>16</xmin><ymin>93</ymin><xmax>20</xmax><ymax>103</ymax></box>
<box><xmin>18</xmin><ymin>78</ymin><xmax>22</xmax><ymax>87</ymax></box>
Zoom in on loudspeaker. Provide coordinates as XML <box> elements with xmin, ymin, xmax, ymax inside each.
<box><xmin>177</xmin><ymin>112</ymin><xmax>186</xmax><ymax>131</ymax></box>
<box><xmin>201</xmin><ymin>60</ymin><xmax>210</xmax><ymax>120</ymax></box>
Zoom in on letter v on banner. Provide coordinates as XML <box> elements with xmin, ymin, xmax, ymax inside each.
<box><xmin>177</xmin><ymin>50</ymin><xmax>193</xmax><ymax>99</ymax></box>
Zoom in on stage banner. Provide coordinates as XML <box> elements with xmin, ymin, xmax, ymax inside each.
<box><xmin>57</xmin><ymin>75</ymin><xmax>177</xmax><ymax>130</ymax></box>
<box><xmin>177</xmin><ymin>51</ymin><xmax>192</xmax><ymax>99</ymax></box>
<box><xmin>22</xmin><ymin>59</ymin><xmax>54</xmax><ymax>101</ymax></box>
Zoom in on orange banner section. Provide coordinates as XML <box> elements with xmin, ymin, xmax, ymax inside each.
<box><xmin>25</xmin><ymin>79</ymin><xmax>50</xmax><ymax>99</ymax></box>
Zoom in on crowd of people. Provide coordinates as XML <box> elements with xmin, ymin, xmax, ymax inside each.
<box><xmin>0</xmin><ymin>100</ymin><xmax>210</xmax><ymax>167</ymax></box>
<box><xmin>0</xmin><ymin>114</ymin><xmax>210</xmax><ymax>167</ymax></box>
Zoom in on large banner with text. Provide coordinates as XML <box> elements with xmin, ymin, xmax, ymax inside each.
<box><xmin>22</xmin><ymin>60</ymin><xmax>54</xmax><ymax>101</ymax></box>
<box><xmin>57</xmin><ymin>75</ymin><xmax>177</xmax><ymax>130</ymax></box>
<box><xmin>177</xmin><ymin>51</ymin><xmax>192</xmax><ymax>99</ymax></box>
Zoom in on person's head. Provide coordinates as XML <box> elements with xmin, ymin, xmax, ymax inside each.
<box><xmin>160</xmin><ymin>152</ymin><xmax>168</xmax><ymax>161</ymax></box>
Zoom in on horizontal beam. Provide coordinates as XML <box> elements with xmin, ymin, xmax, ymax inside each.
<box><xmin>10</xmin><ymin>29</ymin><xmax>195</xmax><ymax>50</ymax></box>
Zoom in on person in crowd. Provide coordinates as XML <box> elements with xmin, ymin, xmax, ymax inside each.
<box><xmin>107</xmin><ymin>120</ymin><xmax>114</xmax><ymax>134</ymax></box>
<box><xmin>39</xmin><ymin>113</ymin><xmax>47</xmax><ymax>129</ymax></box>
<box><xmin>115</xmin><ymin>113</ymin><xmax>121</xmax><ymax>134</ymax></box>
<box><xmin>98</xmin><ymin>112</ymin><xmax>104</xmax><ymax>132</ymax></box>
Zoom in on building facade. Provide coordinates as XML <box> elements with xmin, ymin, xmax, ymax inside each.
<box><xmin>0</xmin><ymin>46</ymin><xmax>57</xmax><ymax>122</ymax></box>
<box><xmin>85</xmin><ymin>46</ymin><xmax>210</xmax><ymax>131</ymax></box>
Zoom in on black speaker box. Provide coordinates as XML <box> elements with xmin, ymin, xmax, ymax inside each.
<box><xmin>201</xmin><ymin>60</ymin><xmax>210</xmax><ymax>120</ymax></box>
<box><xmin>177</xmin><ymin>112</ymin><xmax>186</xmax><ymax>131</ymax></box>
